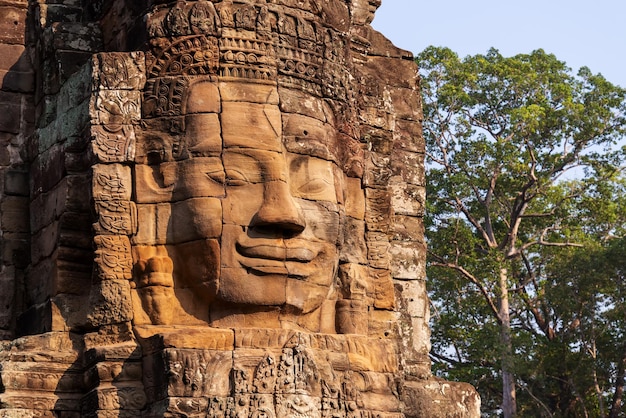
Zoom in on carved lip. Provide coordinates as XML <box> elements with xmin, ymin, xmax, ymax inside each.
<box><xmin>243</xmin><ymin>263</ymin><xmax>290</xmax><ymax>276</ymax></box>
<box><xmin>236</xmin><ymin>241</ymin><xmax>319</xmax><ymax>278</ymax></box>
<box><xmin>236</xmin><ymin>243</ymin><xmax>315</xmax><ymax>261</ymax></box>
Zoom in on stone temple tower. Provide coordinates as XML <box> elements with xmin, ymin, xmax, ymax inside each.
<box><xmin>0</xmin><ymin>0</ymin><xmax>479</xmax><ymax>416</ymax></box>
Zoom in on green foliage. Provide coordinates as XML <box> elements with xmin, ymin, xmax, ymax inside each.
<box><xmin>419</xmin><ymin>46</ymin><xmax>626</xmax><ymax>416</ymax></box>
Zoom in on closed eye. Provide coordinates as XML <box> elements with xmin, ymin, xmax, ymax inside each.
<box><xmin>225</xmin><ymin>169</ymin><xmax>250</xmax><ymax>186</ymax></box>
<box><xmin>297</xmin><ymin>178</ymin><xmax>332</xmax><ymax>195</ymax></box>
<box><xmin>206</xmin><ymin>169</ymin><xmax>225</xmax><ymax>185</ymax></box>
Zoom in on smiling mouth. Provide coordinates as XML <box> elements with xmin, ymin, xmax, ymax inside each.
<box><xmin>235</xmin><ymin>243</ymin><xmax>317</xmax><ymax>278</ymax></box>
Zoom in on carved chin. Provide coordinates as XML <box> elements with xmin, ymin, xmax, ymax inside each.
<box><xmin>217</xmin><ymin>269</ymin><xmax>333</xmax><ymax>314</ymax></box>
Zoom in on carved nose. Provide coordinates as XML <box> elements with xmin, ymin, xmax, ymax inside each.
<box><xmin>251</xmin><ymin>180</ymin><xmax>305</xmax><ymax>234</ymax></box>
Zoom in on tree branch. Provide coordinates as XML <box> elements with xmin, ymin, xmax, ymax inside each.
<box><xmin>430</xmin><ymin>350</ymin><xmax>464</xmax><ymax>366</ymax></box>
<box><xmin>609</xmin><ymin>343</ymin><xmax>626</xmax><ymax>418</ymax></box>
<box><xmin>509</xmin><ymin>227</ymin><xmax>584</xmax><ymax>259</ymax></box>
<box><xmin>429</xmin><ymin>256</ymin><xmax>502</xmax><ymax>322</ymax></box>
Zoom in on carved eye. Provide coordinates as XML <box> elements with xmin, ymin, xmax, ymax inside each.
<box><xmin>297</xmin><ymin>178</ymin><xmax>332</xmax><ymax>196</ymax></box>
<box><xmin>225</xmin><ymin>169</ymin><xmax>249</xmax><ymax>186</ymax></box>
<box><xmin>206</xmin><ymin>169</ymin><xmax>225</xmax><ymax>185</ymax></box>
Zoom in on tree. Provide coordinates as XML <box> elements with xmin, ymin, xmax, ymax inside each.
<box><xmin>418</xmin><ymin>46</ymin><xmax>626</xmax><ymax>417</ymax></box>
<box><xmin>427</xmin><ymin>226</ymin><xmax>626</xmax><ymax>417</ymax></box>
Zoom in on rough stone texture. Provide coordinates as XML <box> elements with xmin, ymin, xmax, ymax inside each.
<box><xmin>0</xmin><ymin>0</ymin><xmax>480</xmax><ymax>416</ymax></box>
<box><xmin>0</xmin><ymin>0</ymin><xmax>32</xmax><ymax>343</ymax></box>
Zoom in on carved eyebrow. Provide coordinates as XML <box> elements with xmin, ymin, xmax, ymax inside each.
<box><xmin>285</xmin><ymin>138</ymin><xmax>335</xmax><ymax>163</ymax></box>
<box><xmin>222</xmin><ymin>152</ymin><xmax>264</xmax><ymax>183</ymax></box>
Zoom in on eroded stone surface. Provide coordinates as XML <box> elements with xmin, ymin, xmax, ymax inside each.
<box><xmin>0</xmin><ymin>0</ymin><xmax>479</xmax><ymax>416</ymax></box>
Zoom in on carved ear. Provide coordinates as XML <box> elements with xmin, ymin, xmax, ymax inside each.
<box><xmin>349</xmin><ymin>0</ymin><xmax>381</xmax><ymax>25</ymax></box>
<box><xmin>133</xmin><ymin>132</ymin><xmax>177</xmax><ymax>202</ymax></box>
<box><xmin>134</xmin><ymin>163</ymin><xmax>175</xmax><ymax>203</ymax></box>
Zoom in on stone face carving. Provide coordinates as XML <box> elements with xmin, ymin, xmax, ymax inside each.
<box><xmin>0</xmin><ymin>0</ymin><xmax>480</xmax><ymax>417</ymax></box>
<box><xmin>133</xmin><ymin>78</ymin><xmax>346</xmax><ymax>332</ymax></box>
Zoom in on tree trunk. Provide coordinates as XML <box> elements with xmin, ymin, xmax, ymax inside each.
<box><xmin>590</xmin><ymin>340</ymin><xmax>605</xmax><ymax>417</ymax></box>
<box><xmin>609</xmin><ymin>343</ymin><xmax>626</xmax><ymax>418</ymax></box>
<box><xmin>500</xmin><ymin>267</ymin><xmax>517</xmax><ymax>418</ymax></box>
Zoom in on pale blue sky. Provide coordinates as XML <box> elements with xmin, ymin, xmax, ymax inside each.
<box><xmin>371</xmin><ymin>1</ymin><xmax>626</xmax><ymax>87</ymax></box>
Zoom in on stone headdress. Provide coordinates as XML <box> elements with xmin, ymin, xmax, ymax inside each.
<box><xmin>140</xmin><ymin>0</ymin><xmax>369</xmax><ymax>176</ymax></box>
